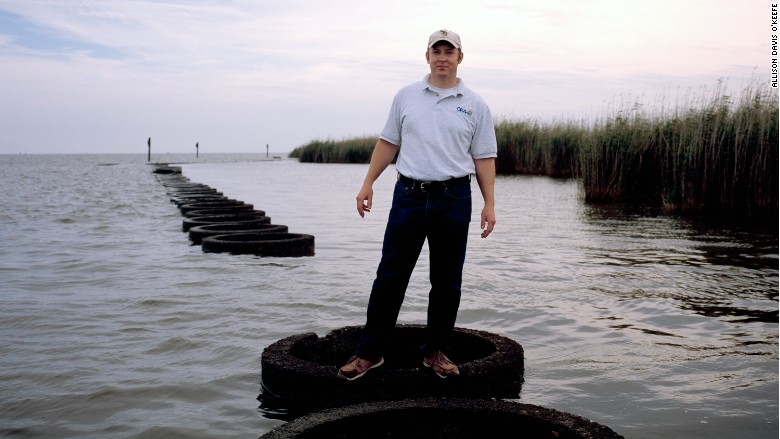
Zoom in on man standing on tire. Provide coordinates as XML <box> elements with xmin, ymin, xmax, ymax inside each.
<box><xmin>338</xmin><ymin>29</ymin><xmax>497</xmax><ymax>380</ymax></box>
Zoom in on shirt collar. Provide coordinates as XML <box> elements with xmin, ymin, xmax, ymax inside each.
<box><xmin>422</xmin><ymin>74</ymin><xmax>464</xmax><ymax>96</ymax></box>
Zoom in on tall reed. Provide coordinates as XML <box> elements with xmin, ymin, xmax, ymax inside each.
<box><xmin>289</xmin><ymin>136</ymin><xmax>377</xmax><ymax>164</ymax></box>
<box><xmin>494</xmin><ymin>118</ymin><xmax>585</xmax><ymax>178</ymax></box>
<box><xmin>579</xmin><ymin>80</ymin><xmax>778</xmax><ymax>219</ymax></box>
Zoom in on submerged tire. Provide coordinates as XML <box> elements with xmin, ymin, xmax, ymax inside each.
<box><xmin>188</xmin><ymin>223</ymin><xmax>289</xmax><ymax>244</ymax></box>
<box><xmin>261</xmin><ymin>398</ymin><xmax>625</xmax><ymax>439</ymax></box>
<box><xmin>156</xmin><ymin>176</ymin><xmax>189</xmax><ymax>185</ymax></box>
<box><xmin>167</xmin><ymin>189</ymin><xmax>223</xmax><ymax>197</ymax></box>
<box><xmin>166</xmin><ymin>184</ymin><xmax>215</xmax><ymax>190</ymax></box>
<box><xmin>201</xmin><ymin>232</ymin><xmax>314</xmax><ymax>257</ymax></box>
<box><xmin>179</xmin><ymin>201</ymin><xmax>250</xmax><ymax>214</ymax></box>
<box><xmin>172</xmin><ymin>196</ymin><xmax>230</xmax><ymax>206</ymax></box>
<box><xmin>182</xmin><ymin>213</ymin><xmax>270</xmax><ymax>231</ymax></box>
<box><xmin>184</xmin><ymin>206</ymin><xmax>263</xmax><ymax>218</ymax></box>
<box><xmin>259</xmin><ymin>325</ymin><xmax>524</xmax><ymax>412</ymax></box>
<box><xmin>152</xmin><ymin>166</ymin><xmax>181</xmax><ymax>174</ymax></box>
<box><xmin>161</xmin><ymin>182</ymin><xmax>209</xmax><ymax>189</ymax></box>
<box><xmin>153</xmin><ymin>168</ymin><xmax>182</xmax><ymax>175</ymax></box>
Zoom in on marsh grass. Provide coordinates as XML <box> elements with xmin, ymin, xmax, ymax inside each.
<box><xmin>494</xmin><ymin>118</ymin><xmax>585</xmax><ymax>178</ymax></box>
<box><xmin>288</xmin><ymin>136</ymin><xmax>377</xmax><ymax>163</ymax></box>
<box><xmin>290</xmin><ymin>81</ymin><xmax>778</xmax><ymax>219</ymax></box>
<box><xmin>581</xmin><ymin>80</ymin><xmax>778</xmax><ymax>219</ymax></box>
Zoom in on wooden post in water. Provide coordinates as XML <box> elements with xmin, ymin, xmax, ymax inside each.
<box><xmin>147</xmin><ymin>137</ymin><xmax>151</xmax><ymax>162</ymax></box>
<box><xmin>196</xmin><ymin>142</ymin><xmax>199</xmax><ymax>158</ymax></box>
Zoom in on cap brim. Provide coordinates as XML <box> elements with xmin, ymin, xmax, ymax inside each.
<box><xmin>428</xmin><ymin>38</ymin><xmax>459</xmax><ymax>48</ymax></box>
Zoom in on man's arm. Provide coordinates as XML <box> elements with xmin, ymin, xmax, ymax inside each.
<box><xmin>356</xmin><ymin>138</ymin><xmax>399</xmax><ymax>217</ymax></box>
<box><xmin>474</xmin><ymin>157</ymin><xmax>496</xmax><ymax>238</ymax></box>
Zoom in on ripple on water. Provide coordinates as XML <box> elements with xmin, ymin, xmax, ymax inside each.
<box><xmin>0</xmin><ymin>155</ymin><xmax>775</xmax><ymax>439</ymax></box>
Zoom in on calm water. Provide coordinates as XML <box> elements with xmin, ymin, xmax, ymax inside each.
<box><xmin>0</xmin><ymin>153</ymin><xmax>777</xmax><ymax>438</ymax></box>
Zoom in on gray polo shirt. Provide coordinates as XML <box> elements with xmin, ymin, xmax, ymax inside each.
<box><xmin>379</xmin><ymin>74</ymin><xmax>497</xmax><ymax>181</ymax></box>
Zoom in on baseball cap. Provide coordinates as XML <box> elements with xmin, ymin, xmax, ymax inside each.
<box><xmin>428</xmin><ymin>29</ymin><xmax>461</xmax><ymax>49</ymax></box>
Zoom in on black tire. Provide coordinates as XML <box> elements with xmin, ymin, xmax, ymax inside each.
<box><xmin>179</xmin><ymin>201</ymin><xmax>250</xmax><ymax>214</ymax></box>
<box><xmin>201</xmin><ymin>232</ymin><xmax>314</xmax><ymax>257</ymax></box>
<box><xmin>161</xmin><ymin>182</ymin><xmax>210</xmax><ymax>189</ymax></box>
<box><xmin>259</xmin><ymin>325</ymin><xmax>524</xmax><ymax>412</ymax></box>
<box><xmin>167</xmin><ymin>189</ymin><xmax>223</xmax><ymax>196</ymax></box>
<box><xmin>182</xmin><ymin>215</ymin><xmax>271</xmax><ymax>232</ymax></box>
<box><xmin>184</xmin><ymin>207</ymin><xmax>263</xmax><ymax>218</ymax></box>
<box><xmin>188</xmin><ymin>223</ymin><xmax>289</xmax><ymax>244</ymax></box>
<box><xmin>156</xmin><ymin>176</ymin><xmax>189</xmax><ymax>184</ymax></box>
<box><xmin>260</xmin><ymin>398</ymin><xmax>625</xmax><ymax>439</ymax></box>
<box><xmin>152</xmin><ymin>166</ymin><xmax>181</xmax><ymax>174</ymax></box>
<box><xmin>171</xmin><ymin>196</ymin><xmax>231</xmax><ymax>206</ymax></box>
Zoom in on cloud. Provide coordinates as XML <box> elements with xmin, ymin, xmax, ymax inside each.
<box><xmin>0</xmin><ymin>0</ymin><xmax>772</xmax><ymax>153</ymax></box>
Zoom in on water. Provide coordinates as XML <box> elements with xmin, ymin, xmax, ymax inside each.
<box><xmin>0</xmin><ymin>153</ymin><xmax>776</xmax><ymax>438</ymax></box>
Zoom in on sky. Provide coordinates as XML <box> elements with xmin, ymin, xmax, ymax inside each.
<box><xmin>0</xmin><ymin>0</ymin><xmax>774</xmax><ymax>154</ymax></box>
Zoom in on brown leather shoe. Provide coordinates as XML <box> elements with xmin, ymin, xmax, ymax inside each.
<box><xmin>337</xmin><ymin>356</ymin><xmax>385</xmax><ymax>380</ymax></box>
<box><xmin>423</xmin><ymin>351</ymin><xmax>460</xmax><ymax>378</ymax></box>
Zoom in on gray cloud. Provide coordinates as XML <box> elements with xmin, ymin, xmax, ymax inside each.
<box><xmin>0</xmin><ymin>0</ymin><xmax>770</xmax><ymax>153</ymax></box>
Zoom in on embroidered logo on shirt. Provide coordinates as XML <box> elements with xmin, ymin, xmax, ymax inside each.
<box><xmin>456</xmin><ymin>106</ymin><xmax>473</xmax><ymax>117</ymax></box>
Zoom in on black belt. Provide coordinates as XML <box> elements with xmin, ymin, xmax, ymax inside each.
<box><xmin>398</xmin><ymin>173</ymin><xmax>471</xmax><ymax>193</ymax></box>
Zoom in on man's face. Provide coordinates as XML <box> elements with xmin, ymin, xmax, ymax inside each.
<box><xmin>426</xmin><ymin>42</ymin><xmax>463</xmax><ymax>78</ymax></box>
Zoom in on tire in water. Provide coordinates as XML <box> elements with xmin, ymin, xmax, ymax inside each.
<box><xmin>201</xmin><ymin>232</ymin><xmax>314</xmax><ymax>257</ymax></box>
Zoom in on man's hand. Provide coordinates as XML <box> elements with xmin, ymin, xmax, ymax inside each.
<box><xmin>356</xmin><ymin>184</ymin><xmax>373</xmax><ymax>218</ymax></box>
<box><xmin>480</xmin><ymin>205</ymin><xmax>495</xmax><ymax>238</ymax></box>
<box><xmin>474</xmin><ymin>157</ymin><xmax>496</xmax><ymax>238</ymax></box>
<box><xmin>355</xmin><ymin>139</ymin><xmax>398</xmax><ymax>218</ymax></box>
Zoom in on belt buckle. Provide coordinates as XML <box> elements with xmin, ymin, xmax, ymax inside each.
<box><xmin>420</xmin><ymin>181</ymin><xmax>430</xmax><ymax>193</ymax></box>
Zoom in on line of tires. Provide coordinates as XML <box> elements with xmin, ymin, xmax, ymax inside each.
<box><xmin>259</xmin><ymin>325</ymin><xmax>624</xmax><ymax>438</ymax></box>
<box><xmin>151</xmin><ymin>164</ymin><xmax>315</xmax><ymax>257</ymax></box>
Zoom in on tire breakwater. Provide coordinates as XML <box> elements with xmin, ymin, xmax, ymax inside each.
<box><xmin>151</xmin><ymin>164</ymin><xmax>315</xmax><ymax>257</ymax></box>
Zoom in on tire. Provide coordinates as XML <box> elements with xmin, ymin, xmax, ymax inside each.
<box><xmin>161</xmin><ymin>182</ymin><xmax>210</xmax><ymax>189</ymax></box>
<box><xmin>182</xmin><ymin>213</ymin><xmax>269</xmax><ymax>231</ymax></box>
<box><xmin>179</xmin><ymin>201</ymin><xmax>250</xmax><ymax>214</ymax></box>
<box><xmin>167</xmin><ymin>189</ymin><xmax>223</xmax><ymax>197</ymax></box>
<box><xmin>260</xmin><ymin>398</ymin><xmax>625</xmax><ymax>439</ymax></box>
<box><xmin>152</xmin><ymin>166</ymin><xmax>181</xmax><ymax>174</ymax></box>
<box><xmin>184</xmin><ymin>206</ymin><xmax>263</xmax><ymax>218</ymax></box>
<box><xmin>156</xmin><ymin>176</ymin><xmax>189</xmax><ymax>184</ymax></box>
<box><xmin>188</xmin><ymin>223</ymin><xmax>289</xmax><ymax>244</ymax></box>
<box><xmin>259</xmin><ymin>325</ymin><xmax>525</xmax><ymax>412</ymax></box>
<box><xmin>201</xmin><ymin>232</ymin><xmax>314</xmax><ymax>257</ymax></box>
<box><xmin>172</xmin><ymin>196</ymin><xmax>231</xmax><ymax>206</ymax></box>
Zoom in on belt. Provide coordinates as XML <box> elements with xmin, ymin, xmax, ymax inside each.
<box><xmin>397</xmin><ymin>173</ymin><xmax>471</xmax><ymax>193</ymax></box>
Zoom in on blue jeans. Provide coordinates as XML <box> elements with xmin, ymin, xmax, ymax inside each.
<box><xmin>356</xmin><ymin>175</ymin><xmax>472</xmax><ymax>361</ymax></box>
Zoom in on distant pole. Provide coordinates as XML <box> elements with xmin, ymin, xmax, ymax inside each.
<box><xmin>147</xmin><ymin>137</ymin><xmax>151</xmax><ymax>162</ymax></box>
<box><xmin>196</xmin><ymin>142</ymin><xmax>199</xmax><ymax>158</ymax></box>
<box><xmin>266</xmin><ymin>144</ymin><xmax>269</xmax><ymax>157</ymax></box>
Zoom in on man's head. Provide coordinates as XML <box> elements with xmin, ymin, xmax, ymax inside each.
<box><xmin>426</xmin><ymin>29</ymin><xmax>463</xmax><ymax>84</ymax></box>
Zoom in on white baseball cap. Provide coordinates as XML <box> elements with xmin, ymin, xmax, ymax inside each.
<box><xmin>428</xmin><ymin>29</ymin><xmax>461</xmax><ymax>49</ymax></box>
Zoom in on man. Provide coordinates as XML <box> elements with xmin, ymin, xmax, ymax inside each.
<box><xmin>338</xmin><ymin>29</ymin><xmax>497</xmax><ymax>380</ymax></box>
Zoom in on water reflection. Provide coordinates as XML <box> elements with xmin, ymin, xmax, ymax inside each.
<box><xmin>681</xmin><ymin>302</ymin><xmax>777</xmax><ymax>324</ymax></box>
<box><xmin>577</xmin><ymin>202</ymin><xmax>778</xmax><ymax>328</ymax></box>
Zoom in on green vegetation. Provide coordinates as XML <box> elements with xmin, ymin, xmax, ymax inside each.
<box><xmin>289</xmin><ymin>81</ymin><xmax>778</xmax><ymax>219</ymax></box>
<box><xmin>579</xmin><ymin>81</ymin><xmax>777</xmax><ymax>219</ymax></box>
<box><xmin>493</xmin><ymin>118</ymin><xmax>585</xmax><ymax>178</ymax></box>
<box><xmin>288</xmin><ymin>136</ymin><xmax>377</xmax><ymax>163</ymax></box>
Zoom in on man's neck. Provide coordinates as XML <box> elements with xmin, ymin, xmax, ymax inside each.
<box><xmin>428</xmin><ymin>74</ymin><xmax>458</xmax><ymax>89</ymax></box>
